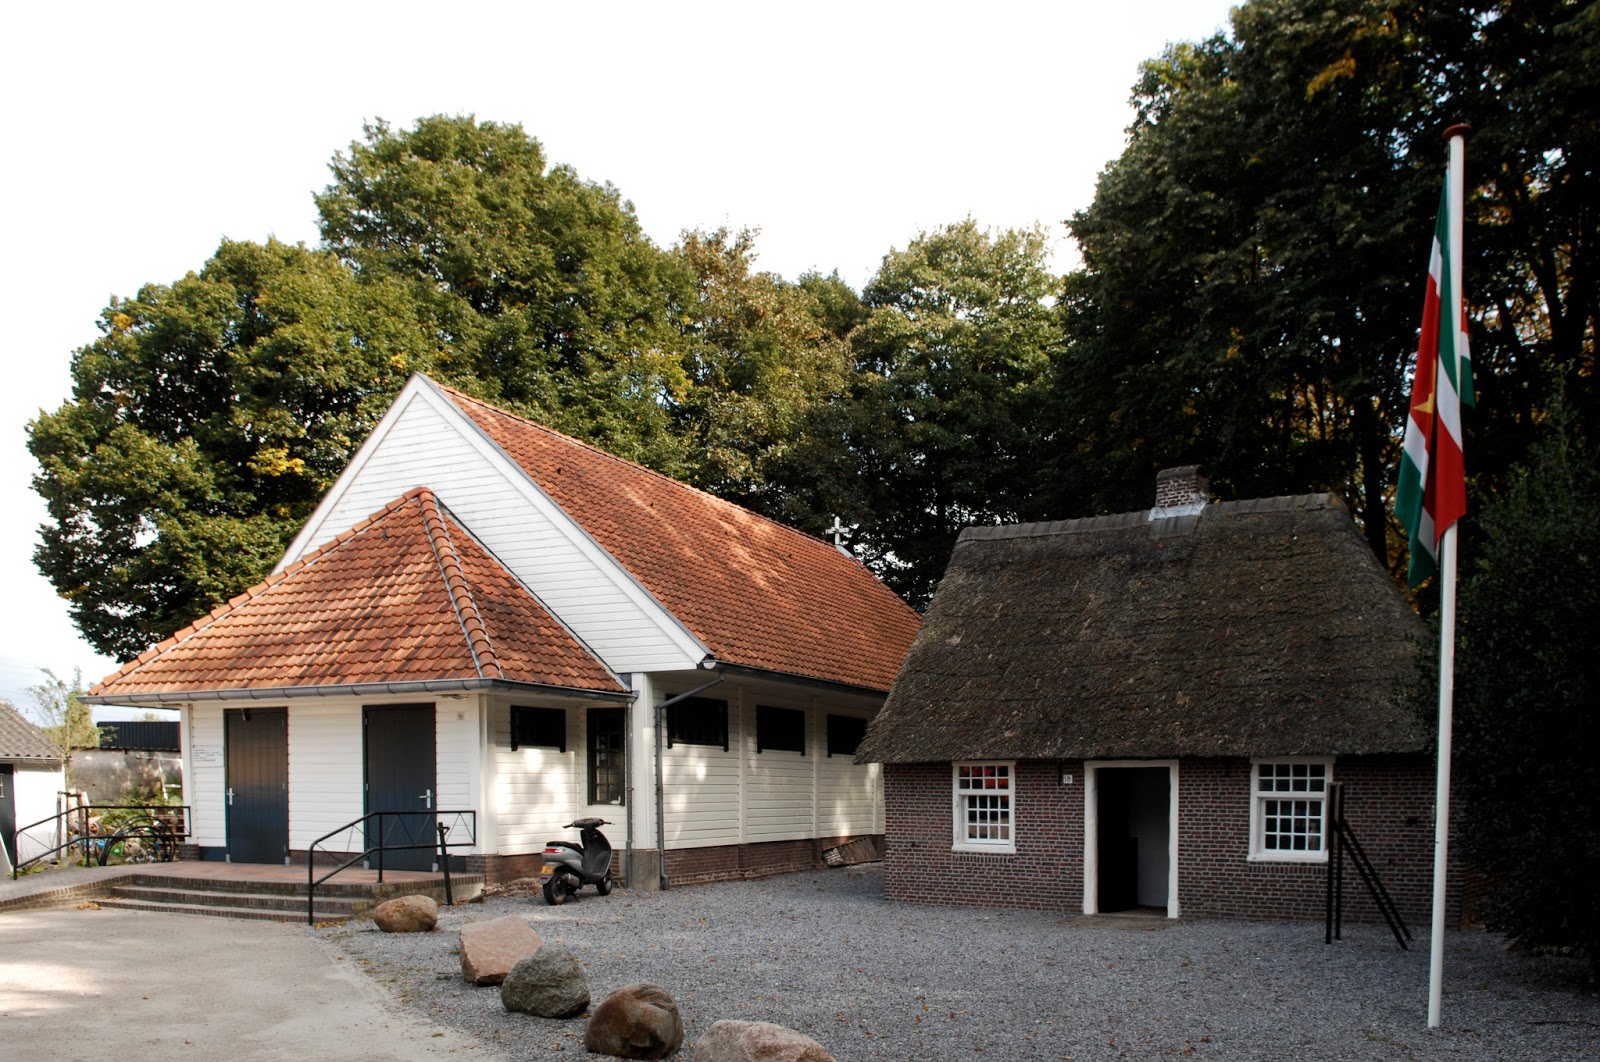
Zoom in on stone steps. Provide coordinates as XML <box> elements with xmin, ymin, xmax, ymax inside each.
<box><xmin>87</xmin><ymin>872</ymin><xmax>483</xmax><ymax>923</ymax></box>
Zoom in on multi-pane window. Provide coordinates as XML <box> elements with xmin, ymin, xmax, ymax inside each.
<box><xmin>1253</xmin><ymin>760</ymin><xmax>1330</xmax><ymax>859</ymax></box>
<box><xmin>587</xmin><ymin>708</ymin><xmax>625</xmax><ymax>806</ymax></box>
<box><xmin>952</xmin><ymin>762</ymin><xmax>1015</xmax><ymax>853</ymax></box>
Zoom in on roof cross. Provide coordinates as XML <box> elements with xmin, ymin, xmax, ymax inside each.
<box><xmin>827</xmin><ymin>516</ymin><xmax>848</xmax><ymax>548</ymax></box>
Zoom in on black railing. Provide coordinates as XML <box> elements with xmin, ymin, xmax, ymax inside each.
<box><xmin>10</xmin><ymin>804</ymin><xmax>191</xmax><ymax>879</ymax></box>
<box><xmin>1324</xmin><ymin>783</ymin><xmax>1413</xmax><ymax>950</ymax></box>
<box><xmin>305</xmin><ymin>810</ymin><xmax>476</xmax><ymax>925</ymax></box>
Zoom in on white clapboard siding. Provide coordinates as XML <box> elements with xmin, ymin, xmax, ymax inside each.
<box><xmin>488</xmin><ymin>702</ymin><xmax>580</xmax><ymax>853</ymax></box>
<box><xmin>188</xmin><ymin>706</ymin><xmax>226</xmax><ymax>847</ymax></box>
<box><xmin>10</xmin><ymin>762</ymin><xmax>66</xmax><ymax>863</ymax></box>
<box><xmin>741</xmin><ymin>699</ymin><xmax>815</xmax><ymax>843</ymax></box>
<box><xmin>280</xmin><ymin>379</ymin><xmax>702</xmax><ymax>675</ymax></box>
<box><xmin>436</xmin><ymin>702</ymin><xmax>479</xmax><ymax>852</ymax></box>
<box><xmin>286</xmin><ymin>701</ymin><xmax>363</xmax><ymax>852</ymax></box>
<box><xmin>662</xmin><ymin>745</ymin><xmax>742</xmax><ymax>848</ymax></box>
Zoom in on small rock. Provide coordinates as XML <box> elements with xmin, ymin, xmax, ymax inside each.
<box><xmin>371</xmin><ymin>894</ymin><xmax>438</xmax><ymax>933</ymax></box>
<box><xmin>583</xmin><ymin>982</ymin><xmax>683</xmax><ymax>1059</ymax></box>
<box><xmin>694</xmin><ymin>1020</ymin><xmax>836</xmax><ymax>1062</ymax></box>
<box><xmin>501</xmin><ymin>945</ymin><xmax>589</xmax><ymax>1018</ymax></box>
<box><xmin>460</xmin><ymin>915</ymin><xmax>544</xmax><ymax>985</ymax></box>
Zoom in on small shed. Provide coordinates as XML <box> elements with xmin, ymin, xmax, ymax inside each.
<box><xmin>1</xmin><ymin>700</ymin><xmax>66</xmax><ymax>869</ymax></box>
<box><xmin>858</xmin><ymin>467</ymin><xmax>1452</xmax><ymax>923</ymax></box>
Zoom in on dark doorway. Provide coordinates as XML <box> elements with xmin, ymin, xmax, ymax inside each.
<box><xmin>1</xmin><ymin>763</ymin><xmax>17</xmax><ymax>867</ymax></box>
<box><xmin>224</xmin><ymin>707</ymin><xmax>289</xmax><ymax>864</ymax></box>
<box><xmin>364</xmin><ymin>704</ymin><xmax>436</xmax><ymax>871</ymax></box>
<box><xmin>1095</xmin><ymin>766</ymin><xmax>1171</xmax><ymax>913</ymax></box>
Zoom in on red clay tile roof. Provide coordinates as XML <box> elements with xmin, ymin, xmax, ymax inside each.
<box><xmin>437</xmin><ymin>382</ymin><xmax>922</xmax><ymax>692</ymax></box>
<box><xmin>90</xmin><ymin>489</ymin><xmax>624</xmax><ymax>701</ymax></box>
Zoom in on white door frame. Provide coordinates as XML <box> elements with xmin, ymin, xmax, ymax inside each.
<box><xmin>1083</xmin><ymin>760</ymin><xmax>1180</xmax><ymax>918</ymax></box>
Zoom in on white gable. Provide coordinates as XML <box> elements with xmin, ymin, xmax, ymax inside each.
<box><xmin>280</xmin><ymin>376</ymin><xmax>707</xmax><ymax>674</ymax></box>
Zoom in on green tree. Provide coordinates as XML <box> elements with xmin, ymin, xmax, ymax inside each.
<box><xmin>1055</xmin><ymin>1</ymin><xmax>1434</xmax><ymax>559</ymax></box>
<box><xmin>670</xmin><ymin>229</ymin><xmax>855</xmax><ymax>527</ymax></box>
<box><xmin>27</xmin><ymin>669</ymin><xmax>101</xmax><ymax>784</ymax></box>
<box><xmin>848</xmin><ymin>220</ymin><xmax>1059</xmax><ymax>606</ymax></box>
<box><xmin>28</xmin><ymin>238</ymin><xmax>437</xmax><ymax>659</ymax></box>
<box><xmin>1053</xmin><ymin>0</ymin><xmax>1599</xmax><ymax>574</ymax></box>
<box><xmin>1453</xmin><ymin>422</ymin><xmax>1600</xmax><ymax>980</ymax></box>
<box><xmin>316</xmin><ymin>115</ymin><xmax>692</xmax><ymax>472</ymax></box>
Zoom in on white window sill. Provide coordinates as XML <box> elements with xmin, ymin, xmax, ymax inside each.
<box><xmin>1248</xmin><ymin>850</ymin><xmax>1328</xmax><ymax>864</ymax></box>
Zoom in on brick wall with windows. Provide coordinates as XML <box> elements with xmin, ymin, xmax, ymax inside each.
<box><xmin>883</xmin><ymin>761</ymin><xmax>1084</xmax><ymax>910</ymax></box>
<box><xmin>882</xmin><ymin>756</ymin><xmax>1462</xmax><ymax>924</ymax></box>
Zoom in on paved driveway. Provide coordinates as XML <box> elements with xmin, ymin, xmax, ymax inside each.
<box><xmin>0</xmin><ymin>905</ymin><xmax>497</xmax><ymax>1062</ymax></box>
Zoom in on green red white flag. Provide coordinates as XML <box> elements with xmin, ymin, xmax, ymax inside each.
<box><xmin>1397</xmin><ymin>181</ymin><xmax>1474</xmax><ymax>589</ymax></box>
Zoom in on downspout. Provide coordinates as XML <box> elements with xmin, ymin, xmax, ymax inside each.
<box><xmin>623</xmin><ymin>676</ymin><xmax>635</xmax><ymax>890</ymax></box>
<box><xmin>653</xmin><ymin>674</ymin><xmax>726</xmax><ymax>891</ymax></box>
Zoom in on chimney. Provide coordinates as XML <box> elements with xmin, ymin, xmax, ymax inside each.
<box><xmin>1149</xmin><ymin>465</ymin><xmax>1209</xmax><ymax>520</ymax></box>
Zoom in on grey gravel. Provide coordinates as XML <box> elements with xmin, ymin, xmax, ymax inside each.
<box><xmin>313</xmin><ymin>866</ymin><xmax>1599</xmax><ymax>1060</ymax></box>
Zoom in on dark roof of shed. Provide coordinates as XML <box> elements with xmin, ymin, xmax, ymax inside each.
<box><xmin>0</xmin><ymin>700</ymin><xmax>60</xmax><ymax>762</ymax></box>
<box><xmin>856</xmin><ymin>494</ymin><xmax>1429</xmax><ymax>764</ymax></box>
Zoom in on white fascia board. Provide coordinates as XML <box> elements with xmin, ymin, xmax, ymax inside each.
<box><xmin>276</xmin><ymin>373</ymin><xmax>435</xmax><ymax>571</ymax></box>
<box><xmin>413</xmin><ymin>378</ymin><xmax>710</xmax><ymax>668</ymax></box>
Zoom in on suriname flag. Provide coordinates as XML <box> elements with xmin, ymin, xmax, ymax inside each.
<box><xmin>1397</xmin><ymin>179</ymin><xmax>1475</xmax><ymax>590</ymax></box>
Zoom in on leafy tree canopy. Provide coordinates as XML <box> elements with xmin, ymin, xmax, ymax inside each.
<box><xmin>1453</xmin><ymin>419</ymin><xmax>1600</xmax><ymax>979</ymax></box>
<box><xmin>847</xmin><ymin>219</ymin><xmax>1060</xmax><ymax>606</ymax></box>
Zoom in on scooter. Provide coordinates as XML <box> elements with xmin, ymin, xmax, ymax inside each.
<box><xmin>540</xmin><ymin>818</ymin><xmax>614</xmax><ymax>905</ymax></box>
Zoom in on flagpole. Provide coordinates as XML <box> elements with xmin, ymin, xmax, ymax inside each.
<box><xmin>1428</xmin><ymin>121</ymin><xmax>1471</xmax><ymax>1031</ymax></box>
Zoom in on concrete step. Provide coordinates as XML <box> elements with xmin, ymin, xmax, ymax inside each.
<box><xmin>95</xmin><ymin>897</ymin><xmax>350</xmax><ymax>923</ymax></box>
<box><xmin>108</xmin><ymin>884</ymin><xmax>365</xmax><ymax>917</ymax></box>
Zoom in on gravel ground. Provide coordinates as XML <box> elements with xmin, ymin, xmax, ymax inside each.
<box><xmin>313</xmin><ymin>866</ymin><xmax>1599</xmax><ymax>1060</ymax></box>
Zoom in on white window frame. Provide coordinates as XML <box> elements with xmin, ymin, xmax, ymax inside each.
<box><xmin>1249</xmin><ymin>758</ymin><xmax>1333</xmax><ymax>862</ymax></box>
<box><xmin>952</xmin><ymin>761</ymin><xmax>1016</xmax><ymax>854</ymax></box>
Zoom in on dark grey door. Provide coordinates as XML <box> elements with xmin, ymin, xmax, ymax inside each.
<box><xmin>225</xmin><ymin>708</ymin><xmax>289</xmax><ymax>864</ymax></box>
<box><xmin>364</xmin><ymin>705</ymin><xmax>436</xmax><ymax>871</ymax></box>
<box><xmin>1</xmin><ymin>763</ymin><xmax>17</xmax><ymax>867</ymax></box>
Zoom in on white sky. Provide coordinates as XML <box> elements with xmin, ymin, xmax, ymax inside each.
<box><xmin>0</xmin><ymin>0</ymin><xmax>1236</xmax><ymax>721</ymax></box>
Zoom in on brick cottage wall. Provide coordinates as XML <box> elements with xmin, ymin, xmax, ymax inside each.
<box><xmin>883</xmin><ymin>756</ymin><xmax>1463</xmax><ymax>925</ymax></box>
<box><xmin>883</xmin><ymin>761</ymin><xmax>1084</xmax><ymax>911</ymax></box>
<box><xmin>1177</xmin><ymin>756</ymin><xmax>1453</xmax><ymax>925</ymax></box>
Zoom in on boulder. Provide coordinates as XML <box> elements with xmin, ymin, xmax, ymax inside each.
<box><xmin>459</xmin><ymin>915</ymin><xmax>544</xmax><ymax>985</ymax></box>
<box><xmin>371</xmin><ymin>894</ymin><xmax>438</xmax><ymax>933</ymax></box>
<box><xmin>583</xmin><ymin>982</ymin><xmax>683</xmax><ymax>1059</ymax></box>
<box><xmin>500</xmin><ymin>944</ymin><xmax>590</xmax><ymax>1018</ymax></box>
<box><xmin>693</xmin><ymin>1020</ymin><xmax>836</xmax><ymax>1062</ymax></box>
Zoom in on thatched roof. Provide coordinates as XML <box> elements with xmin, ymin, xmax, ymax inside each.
<box><xmin>856</xmin><ymin>493</ymin><xmax>1429</xmax><ymax>764</ymax></box>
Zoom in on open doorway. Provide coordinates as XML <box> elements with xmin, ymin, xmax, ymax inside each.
<box><xmin>1085</xmin><ymin>762</ymin><xmax>1178</xmax><ymax>917</ymax></box>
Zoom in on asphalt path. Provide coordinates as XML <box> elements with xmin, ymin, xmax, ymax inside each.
<box><xmin>0</xmin><ymin>905</ymin><xmax>501</xmax><ymax>1062</ymax></box>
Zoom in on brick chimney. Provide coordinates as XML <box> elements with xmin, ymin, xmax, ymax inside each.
<box><xmin>1149</xmin><ymin>465</ymin><xmax>1209</xmax><ymax>520</ymax></box>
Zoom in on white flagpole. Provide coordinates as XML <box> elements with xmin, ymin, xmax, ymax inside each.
<box><xmin>1428</xmin><ymin>123</ymin><xmax>1470</xmax><ymax>1031</ymax></box>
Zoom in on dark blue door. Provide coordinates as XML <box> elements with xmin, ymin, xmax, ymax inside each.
<box><xmin>1</xmin><ymin>763</ymin><xmax>16</xmax><ymax>868</ymax></box>
<box><xmin>364</xmin><ymin>705</ymin><xmax>436</xmax><ymax>871</ymax></box>
<box><xmin>225</xmin><ymin>708</ymin><xmax>289</xmax><ymax>864</ymax></box>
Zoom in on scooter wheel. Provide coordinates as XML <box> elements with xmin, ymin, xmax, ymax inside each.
<box><xmin>595</xmin><ymin>874</ymin><xmax>612</xmax><ymax>897</ymax></box>
<box><xmin>543</xmin><ymin>873</ymin><xmax>571</xmax><ymax>906</ymax></box>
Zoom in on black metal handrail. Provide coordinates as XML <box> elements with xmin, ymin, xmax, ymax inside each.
<box><xmin>10</xmin><ymin>804</ymin><xmax>191</xmax><ymax>879</ymax></box>
<box><xmin>305</xmin><ymin>809</ymin><xmax>476</xmax><ymax>925</ymax></box>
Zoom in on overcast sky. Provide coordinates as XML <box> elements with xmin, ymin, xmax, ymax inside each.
<box><xmin>0</xmin><ymin>0</ymin><xmax>1237</xmax><ymax>721</ymax></box>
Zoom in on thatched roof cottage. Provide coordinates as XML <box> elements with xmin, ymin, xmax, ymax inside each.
<box><xmin>859</xmin><ymin>467</ymin><xmax>1455</xmax><ymax>923</ymax></box>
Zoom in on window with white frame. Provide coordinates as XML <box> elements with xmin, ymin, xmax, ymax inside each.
<box><xmin>1251</xmin><ymin>760</ymin><xmax>1331</xmax><ymax>860</ymax></box>
<box><xmin>953</xmin><ymin>762</ymin><xmax>1015</xmax><ymax>853</ymax></box>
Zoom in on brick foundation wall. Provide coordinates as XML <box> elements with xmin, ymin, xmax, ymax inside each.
<box><xmin>664</xmin><ymin>835</ymin><xmax>882</xmax><ymax>887</ymax></box>
<box><xmin>883</xmin><ymin>757</ymin><xmax>1463</xmax><ymax>925</ymax></box>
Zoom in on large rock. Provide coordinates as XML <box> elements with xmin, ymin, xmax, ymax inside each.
<box><xmin>371</xmin><ymin>894</ymin><xmax>438</xmax><ymax>933</ymax></box>
<box><xmin>583</xmin><ymin>982</ymin><xmax>683</xmax><ymax>1059</ymax></box>
<box><xmin>459</xmin><ymin>915</ymin><xmax>544</xmax><ymax>985</ymax></box>
<box><xmin>500</xmin><ymin>944</ymin><xmax>589</xmax><ymax>1018</ymax></box>
<box><xmin>694</xmin><ymin>1020</ymin><xmax>836</xmax><ymax>1062</ymax></box>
